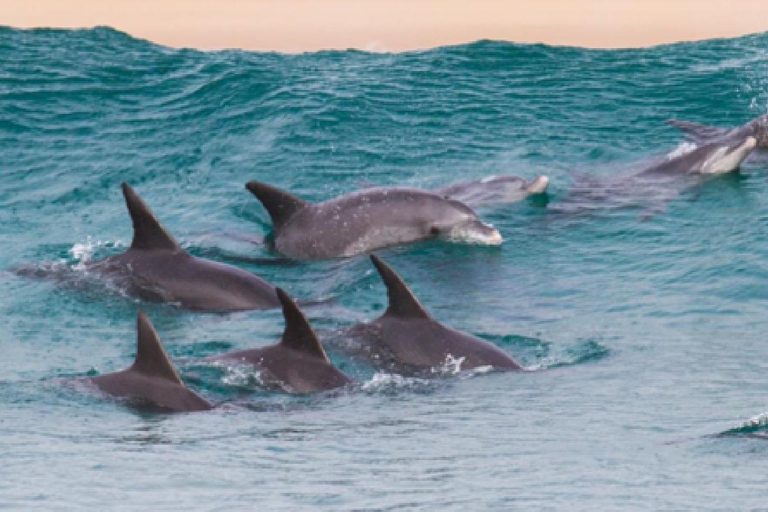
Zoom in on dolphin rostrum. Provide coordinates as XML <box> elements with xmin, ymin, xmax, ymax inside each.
<box><xmin>85</xmin><ymin>311</ymin><xmax>213</xmax><ymax>412</ymax></box>
<box><xmin>86</xmin><ymin>183</ymin><xmax>279</xmax><ymax>311</ymax></box>
<box><xmin>435</xmin><ymin>174</ymin><xmax>549</xmax><ymax>208</ymax></box>
<box><xmin>339</xmin><ymin>255</ymin><xmax>523</xmax><ymax>375</ymax></box>
<box><xmin>245</xmin><ymin>181</ymin><xmax>503</xmax><ymax>260</ymax></box>
<box><xmin>209</xmin><ymin>288</ymin><xmax>352</xmax><ymax>393</ymax></box>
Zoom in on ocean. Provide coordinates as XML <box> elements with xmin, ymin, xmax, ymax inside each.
<box><xmin>3</xmin><ymin>26</ymin><xmax>768</xmax><ymax>510</ymax></box>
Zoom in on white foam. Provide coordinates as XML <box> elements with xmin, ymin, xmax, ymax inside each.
<box><xmin>361</xmin><ymin>372</ymin><xmax>430</xmax><ymax>391</ymax></box>
<box><xmin>69</xmin><ymin>238</ymin><xmax>125</xmax><ymax>269</ymax></box>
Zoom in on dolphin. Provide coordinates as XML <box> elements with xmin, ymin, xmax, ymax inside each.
<box><xmin>337</xmin><ymin>255</ymin><xmax>523</xmax><ymax>375</ymax></box>
<box><xmin>643</xmin><ymin>136</ymin><xmax>758</xmax><ymax>176</ymax></box>
<box><xmin>83</xmin><ymin>183</ymin><xmax>279</xmax><ymax>311</ymax></box>
<box><xmin>209</xmin><ymin>288</ymin><xmax>352</xmax><ymax>393</ymax></box>
<box><xmin>245</xmin><ymin>182</ymin><xmax>502</xmax><ymax>260</ymax></box>
<box><xmin>435</xmin><ymin>174</ymin><xmax>550</xmax><ymax>208</ymax></box>
<box><xmin>668</xmin><ymin>113</ymin><xmax>768</xmax><ymax>150</ymax></box>
<box><xmin>84</xmin><ymin>312</ymin><xmax>212</xmax><ymax>412</ymax></box>
<box><xmin>551</xmin><ymin>136</ymin><xmax>758</xmax><ymax>215</ymax></box>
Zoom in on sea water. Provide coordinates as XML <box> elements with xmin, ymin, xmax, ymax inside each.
<box><xmin>3</xmin><ymin>26</ymin><xmax>768</xmax><ymax>510</ymax></box>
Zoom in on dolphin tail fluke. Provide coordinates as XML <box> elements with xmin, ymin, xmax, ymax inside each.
<box><xmin>666</xmin><ymin>119</ymin><xmax>727</xmax><ymax>142</ymax></box>
<box><xmin>130</xmin><ymin>311</ymin><xmax>184</xmax><ymax>385</ymax></box>
<box><xmin>121</xmin><ymin>183</ymin><xmax>181</xmax><ymax>251</ymax></box>
<box><xmin>245</xmin><ymin>181</ymin><xmax>309</xmax><ymax>231</ymax></box>
<box><xmin>276</xmin><ymin>288</ymin><xmax>330</xmax><ymax>361</ymax></box>
<box><xmin>370</xmin><ymin>254</ymin><xmax>430</xmax><ymax>319</ymax></box>
<box><xmin>526</xmin><ymin>175</ymin><xmax>550</xmax><ymax>195</ymax></box>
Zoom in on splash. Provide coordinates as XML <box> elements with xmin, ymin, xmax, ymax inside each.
<box><xmin>361</xmin><ymin>372</ymin><xmax>433</xmax><ymax>393</ymax></box>
<box><xmin>69</xmin><ymin>238</ymin><xmax>125</xmax><ymax>269</ymax></box>
<box><xmin>719</xmin><ymin>412</ymin><xmax>768</xmax><ymax>438</ymax></box>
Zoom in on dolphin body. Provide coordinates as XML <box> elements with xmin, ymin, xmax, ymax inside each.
<box><xmin>85</xmin><ymin>312</ymin><xmax>212</xmax><ymax>412</ymax></box>
<box><xmin>337</xmin><ymin>255</ymin><xmax>523</xmax><ymax>375</ymax></box>
<box><xmin>86</xmin><ymin>183</ymin><xmax>279</xmax><ymax>311</ymax></box>
<box><xmin>643</xmin><ymin>136</ymin><xmax>758</xmax><ymax>176</ymax></box>
<box><xmin>209</xmin><ymin>288</ymin><xmax>352</xmax><ymax>393</ymax></box>
<box><xmin>668</xmin><ymin>113</ymin><xmax>768</xmax><ymax>151</ymax></box>
<box><xmin>245</xmin><ymin>181</ymin><xmax>502</xmax><ymax>260</ymax></box>
<box><xmin>435</xmin><ymin>174</ymin><xmax>550</xmax><ymax>209</ymax></box>
<box><xmin>551</xmin><ymin>136</ymin><xmax>758</xmax><ymax>215</ymax></box>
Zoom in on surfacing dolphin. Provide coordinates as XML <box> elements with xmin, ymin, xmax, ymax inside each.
<box><xmin>668</xmin><ymin>113</ymin><xmax>768</xmax><ymax>151</ymax></box>
<box><xmin>435</xmin><ymin>174</ymin><xmax>549</xmax><ymax>209</ymax></box>
<box><xmin>245</xmin><ymin>181</ymin><xmax>502</xmax><ymax>260</ymax></box>
<box><xmin>336</xmin><ymin>255</ymin><xmax>523</xmax><ymax>375</ymax></box>
<box><xmin>209</xmin><ymin>288</ymin><xmax>352</xmax><ymax>393</ymax></box>
<box><xmin>84</xmin><ymin>311</ymin><xmax>212</xmax><ymax>412</ymax></box>
<box><xmin>551</xmin><ymin>136</ymin><xmax>758</xmax><ymax>216</ymax></box>
<box><xmin>86</xmin><ymin>183</ymin><xmax>279</xmax><ymax>311</ymax></box>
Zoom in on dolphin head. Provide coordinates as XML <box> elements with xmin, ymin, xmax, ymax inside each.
<box><xmin>442</xmin><ymin>219</ymin><xmax>503</xmax><ymax>245</ymax></box>
<box><xmin>700</xmin><ymin>136</ymin><xmax>757</xmax><ymax>174</ymax></box>
<box><xmin>430</xmin><ymin>198</ymin><xmax>503</xmax><ymax>245</ymax></box>
<box><xmin>752</xmin><ymin>116</ymin><xmax>768</xmax><ymax>148</ymax></box>
<box><xmin>526</xmin><ymin>175</ymin><xmax>550</xmax><ymax>195</ymax></box>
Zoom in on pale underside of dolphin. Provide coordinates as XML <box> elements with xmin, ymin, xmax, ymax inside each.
<box><xmin>85</xmin><ymin>312</ymin><xmax>212</xmax><ymax>413</ymax></box>
<box><xmin>245</xmin><ymin>181</ymin><xmax>503</xmax><ymax>260</ymax></box>
<box><xmin>209</xmin><ymin>288</ymin><xmax>352</xmax><ymax>393</ymax></box>
<box><xmin>434</xmin><ymin>174</ymin><xmax>550</xmax><ymax>208</ymax></box>
<box><xmin>84</xmin><ymin>183</ymin><xmax>279</xmax><ymax>311</ymax></box>
<box><xmin>337</xmin><ymin>254</ymin><xmax>523</xmax><ymax>375</ymax></box>
<box><xmin>550</xmin><ymin>136</ymin><xmax>758</xmax><ymax>216</ymax></box>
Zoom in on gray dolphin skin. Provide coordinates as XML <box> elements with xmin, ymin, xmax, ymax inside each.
<box><xmin>340</xmin><ymin>255</ymin><xmax>523</xmax><ymax>375</ymax></box>
<box><xmin>435</xmin><ymin>174</ymin><xmax>550</xmax><ymax>208</ymax></box>
<box><xmin>668</xmin><ymin>113</ymin><xmax>768</xmax><ymax>150</ymax></box>
<box><xmin>641</xmin><ymin>136</ymin><xmax>757</xmax><ymax>176</ymax></box>
<box><xmin>85</xmin><ymin>312</ymin><xmax>212</xmax><ymax>412</ymax></box>
<box><xmin>209</xmin><ymin>288</ymin><xmax>352</xmax><ymax>393</ymax></box>
<box><xmin>246</xmin><ymin>181</ymin><xmax>503</xmax><ymax>260</ymax></box>
<box><xmin>552</xmin><ymin>136</ymin><xmax>758</xmax><ymax>215</ymax></box>
<box><xmin>88</xmin><ymin>183</ymin><xmax>279</xmax><ymax>311</ymax></box>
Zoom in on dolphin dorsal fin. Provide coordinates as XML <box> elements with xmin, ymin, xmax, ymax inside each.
<box><xmin>130</xmin><ymin>311</ymin><xmax>184</xmax><ymax>385</ymax></box>
<box><xmin>245</xmin><ymin>181</ymin><xmax>309</xmax><ymax>231</ymax></box>
<box><xmin>122</xmin><ymin>183</ymin><xmax>181</xmax><ymax>251</ymax></box>
<box><xmin>276</xmin><ymin>288</ymin><xmax>329</xmax><ymax>361</ymax></box>
<box><xmin>666</xmin><ymin>119</ymin><xmax>727</xmax><ymax>142</ymax></box>
<box><xmin>370</xmin><ymin>254</ymin><xmax>430</xmax><ymax>319</ymax></box>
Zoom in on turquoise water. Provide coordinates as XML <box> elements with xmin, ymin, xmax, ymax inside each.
<box><xmin>4</xmin><ymin>26</ymin><xmax>768</xmax><ymax>509</ymax></box>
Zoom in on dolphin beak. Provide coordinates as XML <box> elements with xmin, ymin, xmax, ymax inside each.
<box><xmin>527</xmin><ymin>175</ymin><xmax>550</xmax><ymax>195</ymax></box>
<box><xmin>487</xmin><ymin>228</ymin><xmax>503</xmax><ymax>245</ymax></box>
<box><xmin>743</xmin><ymin>136</ymin><xmax>758</xmax><ymax>151</ymax></box>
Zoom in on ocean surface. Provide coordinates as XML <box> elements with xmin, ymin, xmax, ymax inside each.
<box><xmin>3</xmin><ymin>26</ymin><xmax>768</xmax><ymax>510</ymax></box>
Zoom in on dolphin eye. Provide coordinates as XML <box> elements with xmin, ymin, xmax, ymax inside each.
<box><xmin>429</xmin><ymin>226</ymin><xmax>441</xmax><ymax>236</ymax></box>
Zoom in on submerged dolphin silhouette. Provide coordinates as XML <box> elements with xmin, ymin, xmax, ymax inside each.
<box><xmin>551</xmin><ymin>136</ymin><xmax>758</xmax><ymax>216</ymax></box>
<box><xmin>245</xmin><ymin>181</ymin><xmax>502</xmax><ymax>260</ymax></box>
<box><xmin>85</xmin><ymin>312</ymin><xmax>212</xmax><ymax>412</ymax></box>
<box><xmin>209</xmin><ymin>288</ymin><xmax>352</xmax><ymax>393</ymax></box>
<box><xmin>339</xmin><ymin>255</ymin><xmax>523</xmax><ymax>375</ymax></box>
<box><xmin>86</xmin><ymin>183</ymin><xmax>279</xmax><ymax>311</ymax></box>
<box><xmin>435</xmin><ymin>174</ymin><xmax>549</xmax><ymax>208</ymax></box>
